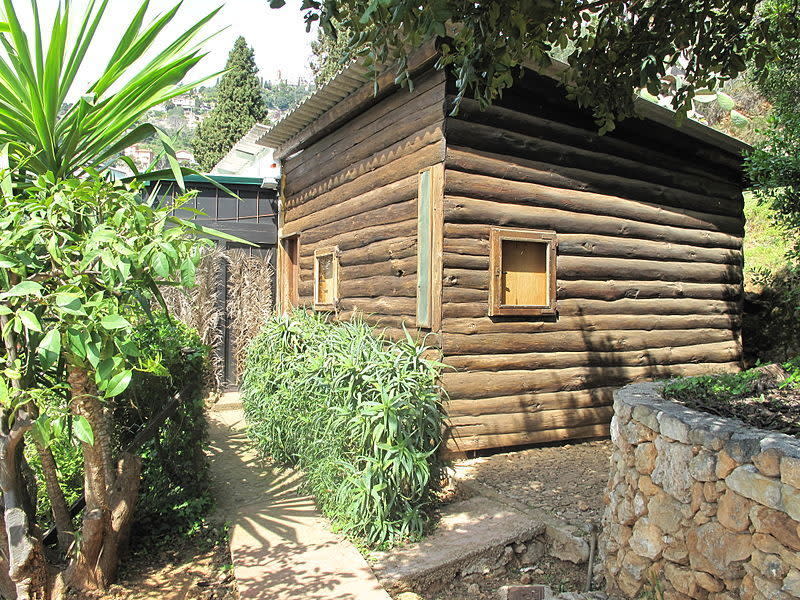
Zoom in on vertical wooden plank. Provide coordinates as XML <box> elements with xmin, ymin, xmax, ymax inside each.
<box><xmin>417</xmin><ymin>163</ymin><xmax>445</xmax><ymax>331</ymax></box>
<box><xmin>429</xmin><ymin>163</ymin><xmax>444</xmax><ymax>332</ymax></box>
<box><xmin>416</xmin><ymin>168</ymin><xmax>432</xmax><ymax>328</ymax></box>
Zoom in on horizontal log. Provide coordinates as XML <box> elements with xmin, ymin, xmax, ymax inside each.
<box><xmin>441</xmin><ymin>281</ymin><xmax>742</xmax><ymax>303</ymax></box>
<box><xmin>445</xmin><ymin>196</ymin><xmax>742</xmax><ymax>249</ymax></box>
<box><xmin>442</xmin><ymin>231</ymin><xmax>743</xmax><ymax>266</ymax></box>
<box><xmin>443</xmin><ymin>327</ymin><xmax>737</xmax><ymax>356</ymax></box>
<box><xmin>284</xmin><ymin>173</ymin><xmax>417</xmax><ymax>236</ymax></box>
<box><xmin>443</xmin><ymin>340</ymin><xmax>741</xmax><ymax>372</ymax></box>
<box><xmin>442</xmin><ymin>297</ymin><xmax>739</xmax><ymax>319</ymax></box>
<box><xmin>299</xmin><ymin>219</ymin><xmax>417</xmax><ymax>258</ymax></box>
<box><xmin>445</xmin><ymin>387</ymin><xmax>617</xmax><ymax>417</ymax></box>
<box><xmin>287</xmin><ymin>97</ymin><xmax>445</xmax><ymax>196</ymax></box>
<box><xmin>275</xmin><ymin>44</ymin><xmax>439</xmax><ymax>159</ymax></box>
<box><xmin>446</xmin><ymin>100</ymin><xmax>741</xmax><ymax>202</ymax></box>
<box><xmin>557</xmin><ymin>256</ymin><xmax>741</xmax><ymax>284</ymax></box>
<box><xmin>446</xmin><ymin>118</ymin><xmax>740</xmax><ymax>204</ymax></box>
<box><xmin>340</xmin><ymin>256</ymin><xmax>417</xmax><ymax>280</ymax></box>
<box><xmin>336</xmin><ymin>311</ymin><xmax>416</xmax><ymax>330</ymax></box>
<box><xmin>445</xmin><ymin>170</ymin><xmax>742</xmax><ymax>234</ymax></box>
<box><xmin>448</xmin><ymin>405</ymin><xmax>615</xmax><ymax>437</ymax></box>
<box><xmin>286</xmin><ymin>69</ymin><xmax>444</xmax><ymax>177</ymax></box>
<box><xmin>340</xmin><ymin>275</ymin><xmax>417</xmax><ymax>298</ymax></box>
<box><xmin>285</xmin><ymin>130</ymin><xmax>444</xmax><ymax>216</ymax></box>
<box><xmin>442</xmin><ymin>314</ymin><xmax>741</xmax><ymax>335</ymax></box>
<box><xmin>297</xmin><ymin>200</ymin><xmax>415</xmax><ymax>248</ymax></box>
<box><xmin>339</xmin><ymin>237</ymin><xmax>417</xmax><ymax>267</ymax></box>
<box><xmin>442</xmin><ymin>361</ymin><xmax>742</xmax><ymax>399</ymax></box>
<box><xmin>338</xmin><ymin>296</ymin><xmax>417</xmax><ymax>316</ymax></box>
<box><xmin>445</xmin><ymin>423</ymin><xmax>610</xmax><ymax>452</ymax></box>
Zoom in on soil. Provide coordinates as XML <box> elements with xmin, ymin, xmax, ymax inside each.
<box><xmin>70</xmin><ymin>530</ymin><xmax>236</xmax><ymax>600</ymax></box>
<box><xmin>453</xmin><ymin>439</ymin><xmax>613</xmax><ymax>532</ymax></box>
<box><xmin>429</xmin><ymin>439</ymin><xmax>614</xmax><ymax>600</ymax></box>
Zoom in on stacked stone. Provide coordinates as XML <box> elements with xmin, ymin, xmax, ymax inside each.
<box><xmin>602</xmin><ymin>382</ymin><xmax>800</xmax><ymax>600</ymax></box>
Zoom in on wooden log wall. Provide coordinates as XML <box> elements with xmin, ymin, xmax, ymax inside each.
<box><xmin>282</xmin><ymin>67</ymin><xmax>446</xmax><ymax>336</ymax></box>
<box><xmin>441</xmin><ymin>68</ymin><xmax>746</xmax><ymax>452</ymax></box>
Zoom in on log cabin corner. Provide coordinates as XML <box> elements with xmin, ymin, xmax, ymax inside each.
<box><xmin>255</xmin><ymin>43</ymin><xmax>749</xmax><ymax>453</ymax></box>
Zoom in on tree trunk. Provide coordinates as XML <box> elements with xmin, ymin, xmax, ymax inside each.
<box><xmin>64</xmin><ymin>365</ymin><xmax>141</xmax><ymax>592</ymax></box>
<box><xmin>0</xmin><ymin>410</ymin><xmax>48</xmax><ymax>600</ymax></box>
<box><xmin>34</xmin><ymin>443</ymin><xmax>73</xmax><ymax>553</ymax></box>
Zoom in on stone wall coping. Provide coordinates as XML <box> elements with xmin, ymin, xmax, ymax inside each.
<box><xmin>614</xmin><ymin>382</ymin><xmax>800</xmax><ymax>461</ymax></box>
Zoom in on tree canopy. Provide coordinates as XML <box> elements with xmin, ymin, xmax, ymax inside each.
<box><xmin>746</xmin><ymin>0</ymin><xmax>800</xmax><ymax>259</ymax></box>
<box><xmin>192</xmin><ymin>37</ymin><xmax>268</xmax><ymax>171</ymax></box>
<box><xmin>273</xmin><ymin>0</ymin><xmax>799</xmax><ymax>132</ymax></box>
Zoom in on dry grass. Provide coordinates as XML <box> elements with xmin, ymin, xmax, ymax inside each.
<box><xmin>226</xmin><ymin>248</ymin><xmax>274</xmax><ymax>380</ymax></box>
<box><xmin>159</xmin><ymin>245</ymin><xmax>274</xmax><ymax>388</ymax></box>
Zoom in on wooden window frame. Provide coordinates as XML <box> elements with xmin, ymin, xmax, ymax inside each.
<box><xmin>313</xmin><ymin>246</ymin><xmax>340</xmax><ymax>311</ymax></box>
<box><xmin>489</xmin><ymin>227</ymin><xmax>557</xmax><ymax>317</ymax></box>
<box><xmin>278</xmin><ymin>233</ymin><xmax>300</xmax><ymax>313</ymax></box>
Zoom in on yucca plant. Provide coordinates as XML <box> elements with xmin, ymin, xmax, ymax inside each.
<box><xmin>0</xmin><ymin>0</ymin><xmax>220</xmax><ymax>183</ymax></box>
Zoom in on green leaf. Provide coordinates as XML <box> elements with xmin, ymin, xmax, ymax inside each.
<box><xmin>0</xmin><ymin>280</ymin><xmax>42</xmax><ymax>299</ymax></box>
<box><xmin>18</xmin><ymin>310</ymin><xmax>42</xmax><ymax>332</ymax></box>
<box><xmin>73</xmin><ymin>415</ymin><xmax>94</xmax><ymax>446</ymax></box>
<box><xmin>103</xmin><ymin>369</ymin><xmax>132</xmax><ymax>398</ymax></box>
<box><xmin>37</xmin><ymin>328</ymin><xmax>61</xmax><ymax>369</ymax></box>
<box><xmin>152</xmin><ymin>251</ymin><xmax>170</xmax><ymax>278</ymax></box>
<box><xmin>0</xmin><ymin>376</ymin><xmax>8</xmax><ymax>406</ymax></box>
<box><xmin>55</xmin><ymin>293</ymin><xmax>86</xmax><ymax>315</ymax></box>
<box><xmin>716</xmin><ymin>91</ymin><xmax>735</xmax><ymax>111</ymax></box>
<box><xmin>100</xmin><ymin>314</ymin><xmax>130</xmax><ymax>330</ymax></box>
<box><xmin>31</xmin><ymin>415</ymin><xmax>52</xmax><ymax>448</ymax></box>
<box><xmin>730</xmin><ymin>109</ymin><xmax>750</xmax><ymax>127</ymax></box>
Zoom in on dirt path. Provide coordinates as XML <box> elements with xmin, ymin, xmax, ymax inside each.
<box><xmin>206</xmin><ymin>392</ymin><xmax>392</xmax><ymax>600</ymax></box>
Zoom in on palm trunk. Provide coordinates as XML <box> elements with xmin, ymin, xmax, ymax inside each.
<box><xmin>64</xmin><ymin>365</ymin><xmax>141</xmax><ymax>592</ymax></box>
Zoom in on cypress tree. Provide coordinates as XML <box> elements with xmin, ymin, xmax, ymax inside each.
<box><xmin>192</xmin><ymin>37</ymin><xmax>267</xmax><ymax>171</ymax></box>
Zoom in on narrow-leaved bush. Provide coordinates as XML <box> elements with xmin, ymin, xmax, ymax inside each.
<box><xmin>241</xmin><ymin>310</ymin><xmax>446</xmax><ymax>547</ymax></box>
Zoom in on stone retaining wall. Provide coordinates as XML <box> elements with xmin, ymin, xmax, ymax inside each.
<box><xmin>602</xmin><ymin>382</ymin><xmax>800</xmax><ymax>600</ymax></box>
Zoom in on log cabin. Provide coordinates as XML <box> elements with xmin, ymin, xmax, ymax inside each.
<box><xmin>255</xmin><ymin>44</ymin><xmax>749</xmax><ymax>453</ymax></box>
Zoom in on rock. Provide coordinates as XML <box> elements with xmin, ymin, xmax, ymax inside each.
<box><xmin>632</xmin><ymin>405</ymin><xmax>659</xmax><ymax>433</ymax></box>
<box><xmin>750</xmin><ymin>505</ymin><xmax>800</xmax><ymax>551</ymax></box>
<box><xmin>695</xmin><ymin>571</ymin><xmax>725</xmax><ymax>593</ymax></box>
<box><xmin>635</xmin><ymin>443</ymin><xmax>658</xmax><ymax>475</ymax></box>
<box><xmin>548</xmin><ymin>527</ymin><xmax>589</xmax><ymax>564</ymax></box>
<box><xmin>657</xmin><ymin>411</ymin><xmax>690</xmax><ymax>443</ymax></box>
<box><xmin>629</xmin><ymin>518</ymin><xmax>664</xmax><ymax>560</ymax></box>
<box><xmin>726</xmin><ymin>465</ymin><xmax>783</xmax><ymax>511</ymax></box>
<box><xmin>781</xmin><ymin>456</ymin><xmax>800</xmax><ymax>489</ymax></box>
<box><xmin>783</xmin><ymin>568</ymin><xmax>800</xmax><ymax>596</ymax></box>
<box><xmin>717</xmin><ymin>490</ymin><xmax>753</xmax><ymax>532</ymax></box>
<box><xmin>652</xmin><ymin>438</ymin><xmax>694</xmax><ymax>503</ymax></box>
<box><xmin>689</xmin><ymin>451</ymin><xmax>717</xmax><ymax>482</ymax></box>
<box><xmin>638</xmin><ymin>475</ymin><xmax>660</xmax><ymax>496</ymax></box>
<box><xmin>633</xmin><ymin>492</ymin><xmax>647</xmax><ymax>518</ymax></box>
<box><xmin>396</xmin><ymin>593</ymin><xmax>424</xmax><ymax>600</ymax></box>
<box><xmin>753</xmin><ymin>449</ymin><xmax>782</xmax><ymax>478</ymax></box>
<box><xmin>498</xmin><ymin>585</ymin><xmax>553</xmax><ymax>600</ymax></box>
<box><xmin>616</xmin><ymin>552</ymin><xmax>650</xmax><ymax>597</ymax></box>
<box><xmin>622</xmin><ymin>419</ymin><xmax>657</xmax><ymax>445</ymax></box>
<box><xmin>647</xmin><ymin>492</ymin><xmax>687</xmax><ymax>534</ymax></box>
<box><xmin>704</xmin><ymin>481</ymin><xmax>722</xmax><ymax>503</ymax></box>
<box><xmin>466</xmin><ymin>582</ymin><xmax>481</xmax><ymax>595</ymax></box>
<box><xmin>514</xmin><ymin>543</ymin><xmax>527</xmax><ymax>554</ymax></box>
<box><xmin>687</xmin><ymin>522</ymin><xmax>753</xmax><ymax>579</ymax></box>
<box><xmin>520</xmin><ymin>541</ymin><xmax>546</xmax><ymax>565</ymax></box>
<box><xmin>782</xmin><ymin>484</ymin><xmax>800</xmax><ymax>522</ymax></box>
<box><xmin>664</xmin><ymin>562</ymin><xmax>700</xmax><ymax>597</ymax></box>
<box><xmin>520</xmin><ymin>572</ymin><xmax>533</xmax><ymax>584</ymax></box>
<box><xmin>751</xmin><ymin>549</ymin><xmax>788</xmax><ymax>580</ymax></box>
<box><xmin>716</xmin><ymin>450</ymin><xmax>738</xmax><ymax>479</ymax></box>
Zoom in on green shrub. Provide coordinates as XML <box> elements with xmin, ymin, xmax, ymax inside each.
<box><xmin>744</xmin><ymin>265</ymin><xmax>800</xmax><ymax>363</ymax></box>
<box><xmin>241</xmin><ymin>310</ymin><xmax>446</xmax><ymax>548</ymax></box>
<box><xmin>112</xmin><ymin>313</ymin><xmax>212</xmax><ymax>543</ymax></box>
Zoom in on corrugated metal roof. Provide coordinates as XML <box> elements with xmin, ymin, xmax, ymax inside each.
<box><xmin>255</xmin><ymin>61</ymin><xmax>373</xmax><ymax>150</ymax></box>
<box><xmin>213</xmin><ymin>123</ymin><xmax>272</xmax><ymax>174</ymax></box>
<box><xmin>255</xmin><ymin>54</ymin><xmax>750</xmax><ymax>157</ymax></box>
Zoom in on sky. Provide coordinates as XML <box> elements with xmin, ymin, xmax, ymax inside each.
<box><xmin>39</xmin><ymin>0</ymin><xmax>317</xmax><ymax>91</ymax></box>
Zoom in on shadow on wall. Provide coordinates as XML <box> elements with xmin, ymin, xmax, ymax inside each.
<box><xmin>743</xmin><ymin>264</ymin><xmax>800</xmax><ymax>365</ymax></box>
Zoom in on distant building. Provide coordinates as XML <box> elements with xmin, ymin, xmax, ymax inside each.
<box><xmin>176</xmin><ymin>149</ymin><xmax>195</xmax><ymax>164</ymax></box>
<box><xmin>212</xmin><ymin>123</ymin><xmax>280</xmax><ymax>185</ymax></box>
<box><xmin>123</xmin><ymin>144</ymin><xmax>154</xmax><ymax>170</ymax></box>
<box><xmin>172</xmin><ymin>94</ymin><xmax>195</xmax><ymax>109</ymax></box>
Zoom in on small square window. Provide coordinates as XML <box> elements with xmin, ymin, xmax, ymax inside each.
<box><xmin>314</xmin><ymin>246</ymin><xmax>339</xmax><ymax>310</ymax></box>
<box><xmin>489</xmin><ymin>227</ymin><xmax>557</xmax><ymax>316</ymax></box>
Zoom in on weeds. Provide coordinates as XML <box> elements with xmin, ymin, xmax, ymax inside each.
<box><xmin>240</xmin><ymin>310</ymin><xmax>446</xmax><ymax>548</ymax></box>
